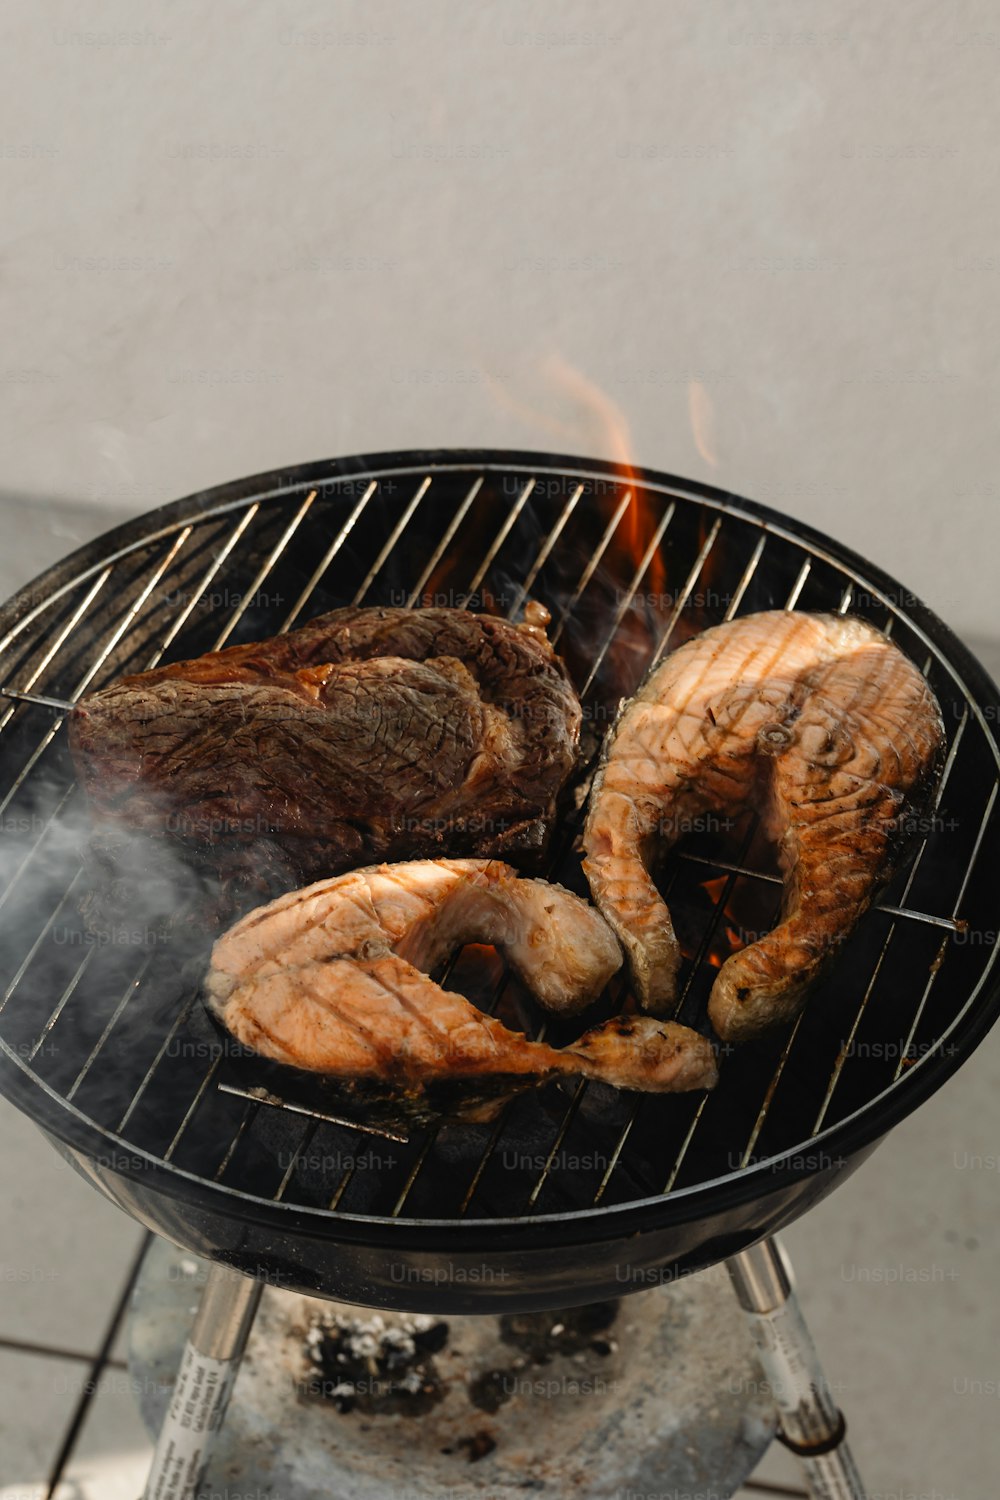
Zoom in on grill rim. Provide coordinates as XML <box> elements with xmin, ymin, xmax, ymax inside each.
<box><xmin>1</xmin><ymin>445</ymin><xmax>999</xmax><ymax>1248</ymax></box>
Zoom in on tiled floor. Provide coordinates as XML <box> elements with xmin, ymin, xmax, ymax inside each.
<box><xmin>0</xmin><ymin>499</ymin><xmax>998</xmax><ymax>1498</ymax></box>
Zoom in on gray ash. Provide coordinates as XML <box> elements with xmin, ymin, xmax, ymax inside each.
<box><xmin>303</xmin><ymin>1310</ymin><xmax>449</xmax><ymax>1415</ymax></box>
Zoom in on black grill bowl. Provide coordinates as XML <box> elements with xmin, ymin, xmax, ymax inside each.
<box><xmin>1</xmin><ymin>448</ymin><xmax>998</xmax><ymax>1313</ymax></box>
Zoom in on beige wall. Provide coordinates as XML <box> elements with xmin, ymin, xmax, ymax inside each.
<box><xmin>2</xmin><ymin>0</ymin><xmax>999</xmax><ymax>639</ymax></box>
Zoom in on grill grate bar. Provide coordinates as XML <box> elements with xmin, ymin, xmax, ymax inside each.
<box><xmin>117</xmin><ymin>994</ymin><xmax>200</xmax><ymax>1132</ymax></box>
<box><xmin>739</xmin><ymin>1012</ymin><xmax>806</xmax><ymax>1168</ymax></box>
<box><xmin>0</xmin><ymin>569</ymin><xmax>112</xmax><ymax>738</ymax></box>
<box><xmin>66</xmin><ymin>956</ymin><xmax>155</xmax><ymax>1102</ymax></box>
<box><xmin>458</xmin><ymin>1109</ymin><xmax>510</xmax><ymax>1216</ymax></box>
<box><xmin>648</xmin><ymin>519</ymin><xmax>723</xmax><ymax>670</ymax></box>
<box><xmin>506</xmin><ymin>484</ymin><xmax>583</xmax><ymax>621</ymax></box>
<box><xmin>216</xmin><ymin>1083</ymin><xmax>408</xmax><ymax>1141</ymax></box>
<box><xmin>0</xmin><ymin>868</ymin><xmax>84</xmax><ymax>1018</ymax></box>
<box><xmin>591</xmin><ymin>1107</ymin><xmax>638</xmax><ymax>1206</ymax></box>
<box><xmin>28</xmin><ymin>950</ymin><xmax>95</xmax><ymax>1063</ymax></box>
<box><xmin>0</xmin><ymin>785</ymin><xmax>76</xmax><ymax>916</ymax></box>
<box><xmin>458</xmin><ymin>1017</ymin><xmax>557</xmax><ymax>1215</ymax></box>
<box><xmin>784</xmin><ymin>557</ymin><xmax>812</xmax><ymax>611</ymax></box>
<box><xmin>674</xmin><ymin>850</ymin><xmax>961</xmax><ymax>930</ymax></box>
<box><xmin>457</xmin><ymin>479</ymin><xmax>536</xmax><ymax>608</ymax></box>
<box><xmin>579</xmin><ymin>500</ymin><xmax>676</xmax><ymax>698</ymax></box>
<box><xmin>379</xmin><ymin>933</ymin><xmax>498</xmax><ymax>1215</ymax></box>
<box><xmin>0</xmin><ymin>690</ymin><xmax>76</xmax><ymax>713</ymax></box>
<box><xmin>212</xmin><ymin>493</ymin><xmax>315</xmax><ymax>650</ymax></box>
<box><xmin>152</xmin><ymin>508</ymin><xmax>260</xmax><ymax>661</ymax></box>
<box><xmin>164</xmin><ymin>1057</ymin><xmax>221</xmax><ymax>1162</ymax></box>
<box><xmin>550</xmin><ymin>490</ymin><xmax>632</xmax><ymax>647</ymax></box>
<box><xmin>68</xmin><ymin>530</ymin><xmax>194</xmax><ymax>699</ymax></box>
<box><xmin>213</xmin><ymin>1101</ymin><xmax>258</xmax><ymax>1182</ymax></box>
<box><xmin>808</xmin><ymin>942</ymin><xmax>895</xmax><ymax>1142</ymax></box>
<box><xmin>282</xmin><ymin>483</ymin><xmax>377</xmax><ymax>630</ymax></box>
<box><xmin>726</xmin><ymin>536</ymin><xmax>768</xmax><ymax>621</ymax></box>
<box><xmin>351</xmin><ymin>479</ymin><xmax>431</xmax><ymax>606</ymax></box>
<box><xmin>390</xmin><ymin>1135</ymin><xmax>437</xmax><ymax>1218</ymax></box>
<box><xmin>0</xmin><ymin>528</ymin><xmax>193</xmax><ymax>858</ymax></box>
<box><xmin>811</xmin><ymin>707</ymin><xmax>970</xmax><ymax>1131</ymax></box>
<box><xmin>405</xmin><ymin>477</ymin><xmax>484</xmax><ymax>607</ymax></box>
<box><xmin>893</xmin><ymin>775</ymin><xmax>999</xmax><ymax>1082</ymax></box>
<box><xmin>275</xmin><ymin>1122</ymin><xmax>320</xmax><ymax>1202</ymax></box>
<box><xmin>525</xmin><ymin>1079</ymin><xmax>587</xmax><ymax>1210</ymax></box>
<box><xmin>661</xmin><ymin>1094</ymin><xmax>710</xmax><ymax>1195</ymax></box>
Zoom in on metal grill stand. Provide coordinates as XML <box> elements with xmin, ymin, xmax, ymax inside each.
<box><xmin>727</xmin><ymin>1238</ymin><xmax>866</xmax><ymax>1499</ymax></box>
<box><xmin>139</xmin><ymin>1237</ymin><xmax>866</xmax><ymax>1500</ymax></box>
<box><xmin>140</xmin><ymin>1261</ymin><xmax>262</xmax><ymax>1500</ymax></box>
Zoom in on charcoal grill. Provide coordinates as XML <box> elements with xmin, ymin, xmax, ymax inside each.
<box><xmin>1</xmin><ymin>449</ymin><xmax>998</xmax><ymax>1499</ymax></box>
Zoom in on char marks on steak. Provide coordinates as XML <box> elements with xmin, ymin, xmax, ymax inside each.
<box><xmin>69</xmin><ymin>607</ymin><xmax>582</xmax><ymax>913</ymax></box>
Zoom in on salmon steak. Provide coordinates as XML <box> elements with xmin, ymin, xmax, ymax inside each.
<box><xmin>581</xmin><ymin>611</ymin><xmax>945</xmax><ymax>1043</ymax></box>
<box><xmin>205</xmin><ymin>859</ymin><xmax>718</xmax><ymax>1120</ymax></box>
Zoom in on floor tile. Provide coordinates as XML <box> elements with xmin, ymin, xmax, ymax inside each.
<box><xmin>0</xmin><ymin>1348</ymin><xmax>87</xmax><ymax>1494</ymax></box>
<box><xmin>49</xmin><ymin>1362</ymin><xmax>153</xmax><ymax>1500</ymax></box>
<box><xmin>0</xmin><ymin>1096</ymin><xmax>145</xmax><ymax>1353</ymax></box>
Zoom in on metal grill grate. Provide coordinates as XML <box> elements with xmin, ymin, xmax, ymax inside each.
<box><xmin>0</xmin><ymin>454</ymin><xmax>998</xmax><ymax>1236</ymax></box>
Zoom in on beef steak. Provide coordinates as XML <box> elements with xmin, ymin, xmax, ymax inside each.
<box><xmin>69</xmin><ymin>607</ymin><xmax>582</xmax><ymax>908</ymax></box>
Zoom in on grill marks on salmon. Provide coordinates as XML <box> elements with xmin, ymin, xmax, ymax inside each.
<box><xmin>205</xmin><ymin>859</ymin><xmax>718</xmax><ymax>1101</ymax></box>
<box><xmin>582</xmin><ymin>611</ymin><xmax>945</xmax><ymax>1042</ymax></box>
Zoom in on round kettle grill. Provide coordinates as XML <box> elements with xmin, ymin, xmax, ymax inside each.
<box><xmin>0</xmin><ymin>450</ymin><xmax>997</xmax><ymax>1498</ymax></box>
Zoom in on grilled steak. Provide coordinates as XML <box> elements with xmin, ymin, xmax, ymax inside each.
<box><xmin>69</xmin><ymin>606</ymin><xmax>582</xmax><ymax>911</ymax></box>
<box><xmin>582</xmin><ymin>611</ymin><xmax>945</xmax><ymax>1042</ymax></box>
<box><xmin>205</xmin><ymin>859</ymin><xmax>718</xmax><ymax>1121</ymax></box>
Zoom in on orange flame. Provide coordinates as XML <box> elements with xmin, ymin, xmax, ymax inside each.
<box><xmin>484</xmin><ymin>353</ymin><xmax>667</xmax><ymax>600</ymax></box>
<box><xmin>460</xmin><ymin>942</ymin><xmax>504</xmax><ymax>974</ymax></box>
<box><xmin>698</xmin><ymin>877</ymin><xmax>745</xmax><ymax>968</ymax></box>
<box><xmin>688</xmin><ymin>378</ymin><xmax>718</xmax><ymax>469</ymax></box>
<box><xmin>544</xmin><ymin>355</ymin><xmax>668</xmax><ymax>602</ymax></box>
<box><xmin>700</xmin><ymin>876</ymin><xmax>729</xmax><ymax>902</ymax></box>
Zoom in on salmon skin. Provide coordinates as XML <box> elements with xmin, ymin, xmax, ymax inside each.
<box><xmin>205</xmin><ymin>859</ymin><xmax>717</xmax><ymax>1124</ymax></box>
<box><xmin>582</xmin><ymin>611</ymin><xmax>946</xmax><ymax>1043</ymax></box>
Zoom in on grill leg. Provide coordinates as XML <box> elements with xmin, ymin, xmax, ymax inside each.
<box><xmin>140</xmin><ymin>1259</ymin><xmax>263</xmax><ymax>1500</ymax></box>
<box><xmin>726</xmin><ymin>1236</ymin><xmax>867</xmax><ymax>1500</ymax></box>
